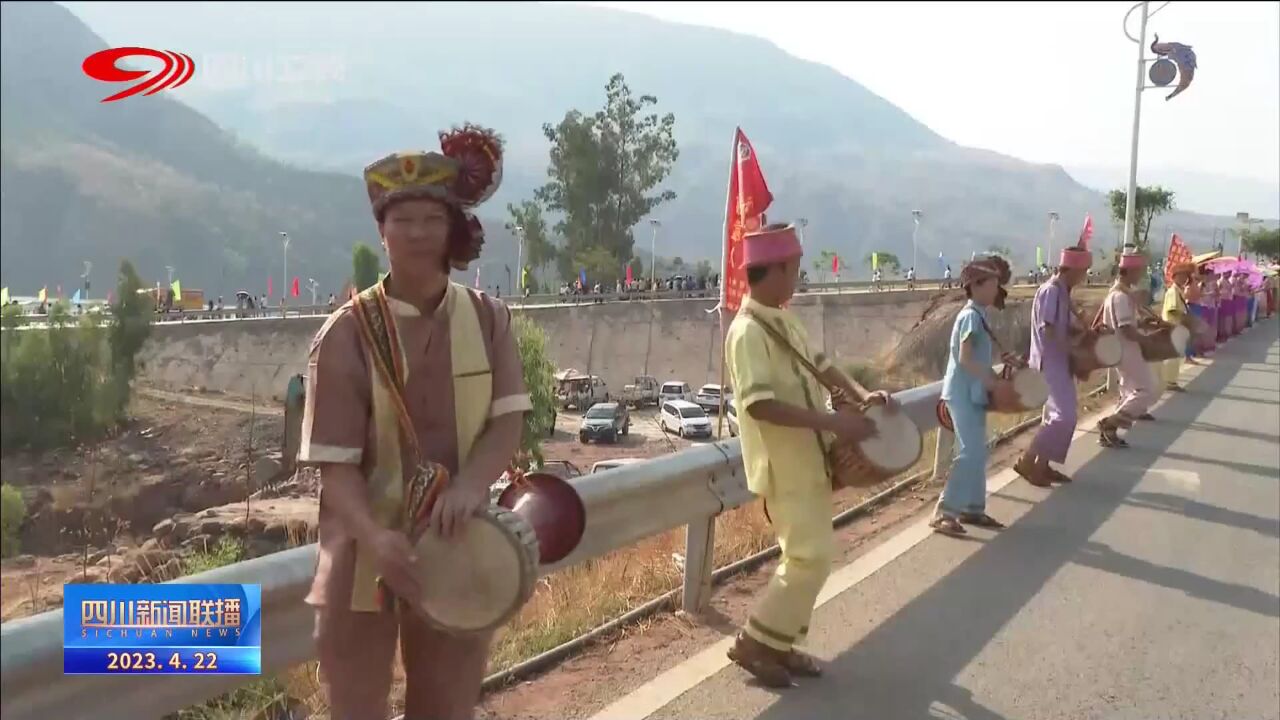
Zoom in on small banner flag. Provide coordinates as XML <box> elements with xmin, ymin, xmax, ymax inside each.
<box><xmin>579</xmin><ymin>268</ymin><xmax>587</xmax><ymax>287</ymax></box>
<box><xmin>624</xmin><ymin>264</ymin><xmax>633</xmax><ymax>286</ymax></box>
<box><xmin>72</xmin><ymin>289</ymin><xmax>82</xmax><ymax>304</ymax></box>
<box><xmin>1164</xmin><ymin>233</ymin><xmax>1193</xmax><ymax>285</ymax></box>
<box><xmin>872</xmin><ymin>252</ymin><xmax>879</xmax><ymax>271</ymax></box>
<box><xmin>522</xmin><ymin>267</ymin><xmax>530</xmax><ymax>289</ymax></box>
<box><xmin>57</xmin><ymin>284</ymin><xmax>63</xmax><ymax>299</ymax></box>
<box><xmin>291</xmin><ymin>277</ymin><xmax>300</xmax><ymax>298</ymax></box>
<box><xmin>0</xmin><ymin>287</ymin><xmax>8</xmax><ymax>305</ymax></box>
<box><xmin>38</xmin><ymin>287</ymin><xmax>47</xmax><ymax>303</ymax></box>
<box><xmin>106</xmin><ymin>290</ymin><xmax>114</xmax><ymax>305</ymax></box>
<box><xmin>1036</xmin><ymin>246</ymin><xmax>1044</xmax><ymax>267</ymax></box>
<box><xmin>171</xmin><ymin>279</ymin><xmax>182</xmax><ymax>298</ymax></box>
<box><xmin>832</xmin><ymin>254</ymin><xmax>840</xmax><ymax>274</ymax></box>
<box><xmin>721</xmin><ymin>127</ymin><xmax>775</xmax><ymax>313</ymax></box>
<box><xmin>1078</xmin><ymin>214</ymin><xmax>1094</xmax><ymax>249</ymax></box>
<box><xmin>267</xmin><ymin>276</ymin><xmax>273</xmax><ymax>298</ymax></box>
<box><xmin>937</xmin><ymin>250</ymin><xmax>945</xmax><ymax>270</ymax></box>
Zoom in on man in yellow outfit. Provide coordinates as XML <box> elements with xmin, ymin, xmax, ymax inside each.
<box><xmin>1160</xmin><ymin>261</ymin><xmax>1195</xmax><ymax>391</ymax></box>
<box><xmin>724</xmin><ymin>223</ymin><xmax>890</xmax><ymax>688</ymax></box>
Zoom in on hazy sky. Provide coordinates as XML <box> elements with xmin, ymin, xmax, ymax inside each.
<box><xmin>578</xmin><ymin>1</ymin><xmax>1280</xmax><ymax>184</ymax></box>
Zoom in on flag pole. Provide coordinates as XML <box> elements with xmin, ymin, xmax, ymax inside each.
<box><xmin>715</xmin><ymin>130</ymin><xmax>738</xmax><ymax>440</ymax></box>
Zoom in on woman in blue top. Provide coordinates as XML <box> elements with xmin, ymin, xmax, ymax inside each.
<box><xmin>931</xmin><ymin>258</ymin><xmax>1006</xmax><ymax>537</ymax></box>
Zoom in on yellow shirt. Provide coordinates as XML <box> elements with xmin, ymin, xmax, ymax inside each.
<box><xmin>1162</xmin><ymin>283</ymin><xmax>1187</xmax><ymax>323</ymax></box>
<box><xmin>725</xmin><ymin>296</ymin><xmax>832</xmax><ymax>496</ymax></box>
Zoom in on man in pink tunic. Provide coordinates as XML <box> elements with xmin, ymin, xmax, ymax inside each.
<box><xmin>1016</xmin><ymin>244</ymin><xmax>1091</xmax><ymax>487</ymax></box>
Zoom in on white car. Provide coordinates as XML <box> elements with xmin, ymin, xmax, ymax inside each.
<box><xmin>694</xmin><ymin>383</ymin><xmax>732</xmax><ymax>413</ymax></box>
<box><xmin>659</xmin><ymin>400</ymin><xmax>712</xmax><ymax>439</ymax></box>
<box><xmin>726</xmin><ymin>397</ymin><xmax>740</xmax><ymax>437</ymax></box>
<box><xmin>659</xmin><ymin>381</ymin><xmax>693</xmax><ymax>404</ymax></box>
<box><xmin>590</xmin><ymin>458</ymin><xmax>644</xmax><ymax>474</ymax></box>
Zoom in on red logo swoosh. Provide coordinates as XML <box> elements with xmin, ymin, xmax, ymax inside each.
<box><xmin>82</xmin><ymin>47</ymin><xmax>195</xmax><ymax>103</ymax></box>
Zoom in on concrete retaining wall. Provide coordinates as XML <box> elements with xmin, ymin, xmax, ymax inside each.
<box><xmin>138</xmin><ymin>290</ymin><xmax>1018</xmax><ymax>401</ymax></box>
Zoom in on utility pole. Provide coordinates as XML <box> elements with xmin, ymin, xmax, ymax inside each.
<box><xmin>279</xmin><ymin>232</ymin><xmax>290</xmax><ymax>313</ymax></box>
<box><xmin>910</xmin><ymin>210</ymin><xmax>922</xmax><ymax>278</ymax></box>
<box><xmin>1121</xmin><ymin>1</ymin><xmax>1150</xmax><ymax>249</ymax></box>
<box><xmin>649</xmin><ymin>219</ymin><xmax>661</xmax><ymax>290</ymax></box>
<box><xmin>1048</xmin><ymin>211</ymin><xmax>1060</xmax><ymax>265</ymax></box>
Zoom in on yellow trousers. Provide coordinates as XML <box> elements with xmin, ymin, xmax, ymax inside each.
<box><xmin>746</xmin><ymin>479</ymin><xmax>834</xmax><ymax>652</ymax></box>
<box><xmin>1160</xmin><ymin>357</ymin><xmax>1182</xmax><ymax>385</ymax></box>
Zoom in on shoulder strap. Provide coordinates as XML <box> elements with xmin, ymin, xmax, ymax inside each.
<box><xmin>974</xmin><ymin>309</ymin><xmax>1009</xmax><ymax>357</ymax></box>
<box><xmin>349</xmin><ymin>284</ymin><xmax>422</xmax><ymax>464</ymax></box>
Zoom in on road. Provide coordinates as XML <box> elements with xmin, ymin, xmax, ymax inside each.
<box><xmin>592</xmin><ymin>320</ymin><xmax>1280</xmax><ymax>720</ymax></box>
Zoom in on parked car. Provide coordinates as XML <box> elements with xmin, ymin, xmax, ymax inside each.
<box><xmin>623</xmin><ymin>375</ymin><xmax>661</xmax><ymax>407</ymax></box>
<box><xmin>659</xmin><ymin>380</ymin><xmax>693</xmax><ymax>404</ymax></box>
<box><xmin>694</xmin><ymin>383</ymin><xmax>732</xmax><ymax>414</ymax></box>
<box><xmin>590</xmin><ymin>458</ymin><xmax>644</xmax><ymax>474</ymax></box>
<box><xmin>659</xmin><ymin>400</ymin><xmax>712</xmax><ymax>439</ymax></box>
<box><xmin>726</xmin><ymin>397</ymin><xmax>740</xmax><ymax>437</ymax></box>
<box><xmin>557</xmin><ymin>372</ymin><xmax>609</xmax><ymax>410</ymax></box>
<box><xmin>579</xmin><ymin>402</ymin><xmax>630</xmax><ymax>444</ymax></box>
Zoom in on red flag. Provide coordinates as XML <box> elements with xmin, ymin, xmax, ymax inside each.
<box><xmin>722</xmin><ymin>128</ymin><xmax>774</xmax><ymax>313</ymax></box>
<box><xmin>625</xmin><ymin>264</ymin><xmax>633</xmax><ymax>285</ymax></box>
<box><xmin>267</xmin><ymin>276</ymin><xmax>273</xmax><ymax>298</ymax></box>
<box><xmin>291</xmin><ymin>277</ymin><xmax>300</xmax><ymax>298</ymax></box>
<box><xmin>107</xmin><ymin>291</ymin><xmax>114</xmax><ymax>305</ymax></box>
<box><xmin>832</xmin><ymin>254</ymin><xmax>840</xmax><ymax>274</ymax></box>
<box><xmin>1164</xmin><ymin>233</ymin><xmax>1193</xmax><ymax>285</ymax></box>
<box><xmin>1078</xmin><ymin>214</ymin><xmax>1094</xmax><ymax>249</ymax></box>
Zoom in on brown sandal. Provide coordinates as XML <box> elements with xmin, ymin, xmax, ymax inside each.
<box><xmin>1014</xmin><ymin>458</ymin><xmax>1052</xmax><ymax>488</ymax></box>
<box><xmin>959</xmin><ymin>512</ymin><xmax>1006</xmax><ymax>529</ymax></box>
<box><xmin>930</xmin><ymin>516</ymin><xmax>967</xmax><ymax>536</ymax></box>
<box><xmin>1048</xmin><ymin>468</ymin><xmax>1074</xmax><ymax>484</ymax></box>
<box><xmin>728</xmin><ymin>634</ymin><xmax>794</xmax><ymax>689</ymax></box>
<box><xmin>783</xmin><ymin>650</ymin><xmax>824</xmax><ymax>678</ymax></box>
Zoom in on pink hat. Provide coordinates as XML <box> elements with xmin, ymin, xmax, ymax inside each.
<box><xmin>741</xmin><ymin>224</ymin><xmax>802</xmax><ymax>269</ymax></box>
<box><xmin>1119</xmin><ymin>251</ymin><xmax>1146</xmax><ymax>270</ymax></box>
<box><xmin>1060</xmin><ymin>246</ymin><xmax>1092</xmax><ymax>270</ymax></box>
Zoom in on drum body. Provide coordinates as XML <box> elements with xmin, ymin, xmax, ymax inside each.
<box><xmin>1070</xmin><ymin>331</ymin><xmax>1122</xmax><ymax>377</ymax></box>
<box><xmin>829</xmin><ymin>403</ymin><xmax>922</xmax><ymax>489</ymax></box>
<box><xmin>497</xmin><ymin>471</ymin><xmax>587</xmax><ymax>565</ymax></box>
<box><xmin>409</xmin><ymin>505</ymin><xmax>539</xmax><ymax>635</ymax></box>
<box><xmin>1138</xmin><ymin>325</ymin><xmax>1189</xmax><ymax>362</ymax></box>
<box><xmin>989</xmin><ymin>366</ymin><xmax>1049</xmax><ymax>413</ymax></box>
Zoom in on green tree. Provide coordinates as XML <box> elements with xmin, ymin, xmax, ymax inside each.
<box><xmin>536</xmin><ymin>73</ymin><xmax>679</xmax><ymax>282</ymax></box>
<box><xmin>1242</xmin><ymin>226</ymin><xmax>1280</xmax><ymax>259</ymax></box>
<box><xmin>865</xmin><ymin>252</ymin><xmax>902</xmax><ymax>277</ymax></box>
<box><xmin>987</xmin><ymin>245</ymin><xmax>1013</xmax><ymax>258</ymax></box>
<box><xmin>0</xmin><ymin>484</ymin><xmax>23</xmax><ymax>558</ymax></box>
<box><xmin>694</xmin><ymin>260</ymin><xmax>714</xmax><ymax>279</ymax></box>
<box><xmin>506</xmin><ymin>201</ymin><xmax>558</xmax><ymax>280</ymax></box>
<box><xmin>1107</xmin><ymin>186</ymin><xmax>1176</xmax><ymax>251</ymax></box>
<box><xmin>352</xmin><ymin>243</ymin><xmax>381</xmax><ymax>292</ymax></box>
<box><xmin>574</xmin><ymin>246</ymin><xmax>624</xmax><ymax>287</ymax></box>
<box><xmin>512</xmin><ymin>315</ymin><xmax>557</xmax><ymax>466</ymax></box>
<box><xmin>105</xmin><ymin>260</ymin><xmax>151</xmax><ymax>419</ymax></box>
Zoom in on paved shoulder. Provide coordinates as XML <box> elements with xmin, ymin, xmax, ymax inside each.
<box><xmin>600</xmin><ymin>323</ymin><xmax>1280</xmax><ymax>720</ymax></box>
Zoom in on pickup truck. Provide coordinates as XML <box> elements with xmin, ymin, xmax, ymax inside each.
<box><xmin>556</xmin><ymin>372</ymin><xmax>609</xmax><ymax>410</ymax></box>
<box><xmin>622</xmin><ymin>375</ymin><xmax>660</xmax><ymax>407</ymax></box>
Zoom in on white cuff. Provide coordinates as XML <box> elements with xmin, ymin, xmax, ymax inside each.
<box><xmin>490</xmin><ymin>394</ymin><xmax>533</xmax><ymax>418</ymax></box>
<box><xmin>298</xmin><ymin>442</ymin><xmax>362</xmax><ymax>464</ymax></box>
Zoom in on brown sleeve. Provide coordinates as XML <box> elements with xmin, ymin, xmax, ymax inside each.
<box><xmin>299</xmin><ymin>307</ymin><xmax>370</xmax><ymax>464</ymax></box>
<box><xmin>483</xmin><ymin>295</ymin><xmax>532</xmax><ymax>418</ymax></box>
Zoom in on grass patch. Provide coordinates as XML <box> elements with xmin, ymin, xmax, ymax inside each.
<box><xmin>1</xmin><ymin>483</ymin><xmax>26</xmax><ymax>558</ymax></box>
<box><xmin>181</xmin><ymin>536</ymin><xmax>245</xmax><ymax>575</ymax></box>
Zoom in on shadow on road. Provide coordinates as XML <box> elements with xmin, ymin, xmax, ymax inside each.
<box><xmin>1184</xmin><ymin>420</ymin><xmax>1278</xmax><ymax>444</ymax></box>
<box><xmin>751</xmin><ymin>325</ymin><xmax>1276</xmax><ymax>720</ymax></box>
<box><xmin>1124</xmin><ymin>491</ymin><xmax>1280</xmax><ymax>540</ymax></box>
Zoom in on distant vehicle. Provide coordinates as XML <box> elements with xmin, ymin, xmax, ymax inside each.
<box><xmin>694</xmin><ymin>383</ymin><xmax>732</xmax><ymax>414</ymax></box>
<box><xmin>726</xmin><ymin>397</ymin><xmax>739</xmax><ymax>437</ymax></box>
<box><xmin>590</xmin><ymin>458</ymin><xmax>644</xmax><ymax>474</ymax></box>
<box><xmin>659</xmin><ymin>400</ymin><xmax>712</xmax><ymax>439</ymax></box>
<box><xmin>659</xmin><ymin>381</ymin><xmax>693</xmax><ymax>405</ymax></box>
<box><xmin>623</xmin><ymin>375</ymin><xmax>661</xmax><ymax>407</ymax></box>
<box><xmin>579</xmin><ymin>402</ymin><xmax>630</xmax><ymax>444</ymax></box>
<box><xmin>556</xmin><ymin>372</ymin><xmax>609</xmax><ymax>410</ymax></box>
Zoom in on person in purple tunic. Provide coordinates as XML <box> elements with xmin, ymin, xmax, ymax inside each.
<box><xmin>1016</xmin><ymin>244</ymin><xmax>1091</xmax><ymax>487</ymax></box>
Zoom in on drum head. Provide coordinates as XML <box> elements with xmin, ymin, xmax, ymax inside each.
<box><xmin>1170</xmin><ymin>325</ymin><xmax>1190</xmax><ymax>355</ymax></box>
<box><xmin>1012</xmin><ymin>369</ymin><xmax>1049</xmax><ymax>409</ymax></box>
<box><xmin>412</xmin><ymin>511</ymin><xmax>531</xmax><ymax>633</ymax></box>
<box><xmin>860</xmin><ymin>405</ymin><xmax>922</xmax><ymax>473</ymax></box>
<box><xmin>1095</xmin><ymin>334</ymin><xmax>1123</xmax><ymax>367</ymax></box>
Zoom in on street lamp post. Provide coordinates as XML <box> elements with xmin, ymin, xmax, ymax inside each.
<box><xmin>308</xmin><ymin>278</ymin><xmax>319</xmax><ymax>307</ymax></box>
<box><xmin>910</xmin><ymin>210</ymin><xmax>922</xmax><ymax>278</ymax></box>
<box><xmin>514</xmin><ymin>224</ymin><xmax>525</xmax><ymax>294</ymax></box>
<box><xmin>1121</xmin><ymin>2</ymin><xmax>1151</xmax><ymax>249</ymax></box>
<box><xmin>796</xmin><ymin>217</ymin><xmax>809</xmax><ymax>246</ymax></box>
<box><xmin>1048</xmin><ymin>212</ymin><xmax>1060</xmax><ymax>268</ymax></box>
<box><xmin>279</xmin><ymin>232</ymin><xmax>290</xmax><ymax>313</ymax></box>
<box><xmin>649</xmin><ymin>219</ymin><xmax>661</xmax><ymax>291</ymax></box>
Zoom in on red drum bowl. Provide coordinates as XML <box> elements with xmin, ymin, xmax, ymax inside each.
<box><xmin>497</xmin><ymin>472</ymin><xmax>586</xmax><ymax>564</ymax></box>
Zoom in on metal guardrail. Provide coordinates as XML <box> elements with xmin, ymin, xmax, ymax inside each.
<box><xmin>1</xmin><ymin>380</ymin><xmax>949</xmax><ymax>719</ymax></box>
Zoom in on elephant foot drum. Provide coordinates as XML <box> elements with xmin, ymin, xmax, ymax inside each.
<box><xmin>408</xmin><ymin>505</ymin><xmax>539</xmax><ymax>635</ymax></box>
<box><xmin>1138</xmin><ymin>324</ymin><xmax>1190</xmax><ymax>362</ymax></box>
<box><xmin>829</xmin><ymin>402</ymin><xmax>923</xmax><ymax>489</ymax></box>
<box><xmin>1070</xmin><ymin>331</ymin><xmax>1122</xmax><ymax>378</ymax></box>
<box><xmin>989</xmin><ymin>366</ymin><xmax>1049</xmax><ymax>413</ymax></box>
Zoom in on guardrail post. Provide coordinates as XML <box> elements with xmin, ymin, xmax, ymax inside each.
<box><xmin>932</xmin><ymin>428</ymin><xmax>955</xmax><ymax>482</ymax></box>
<box><xmin>681</xmin><ymin>516</ymin><xmax>717</xmax><ymax>615</ymax></box>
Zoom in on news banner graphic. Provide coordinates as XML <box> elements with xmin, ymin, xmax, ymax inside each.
<box><xmin>81</xmin><ymin>47</ymin><xmax>195</xmax><ymax>103</ymax></box>
<box><xmin>63</xmin><ymin>584</ymin><xmax>261</xmax><ymax>675</ymax></box>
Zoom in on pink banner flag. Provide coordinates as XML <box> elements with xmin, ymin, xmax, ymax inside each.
<box><xmin>1078</xmin><ymin>214</ymin><xmax>1094</xmax><ymax>249</ymax></box>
